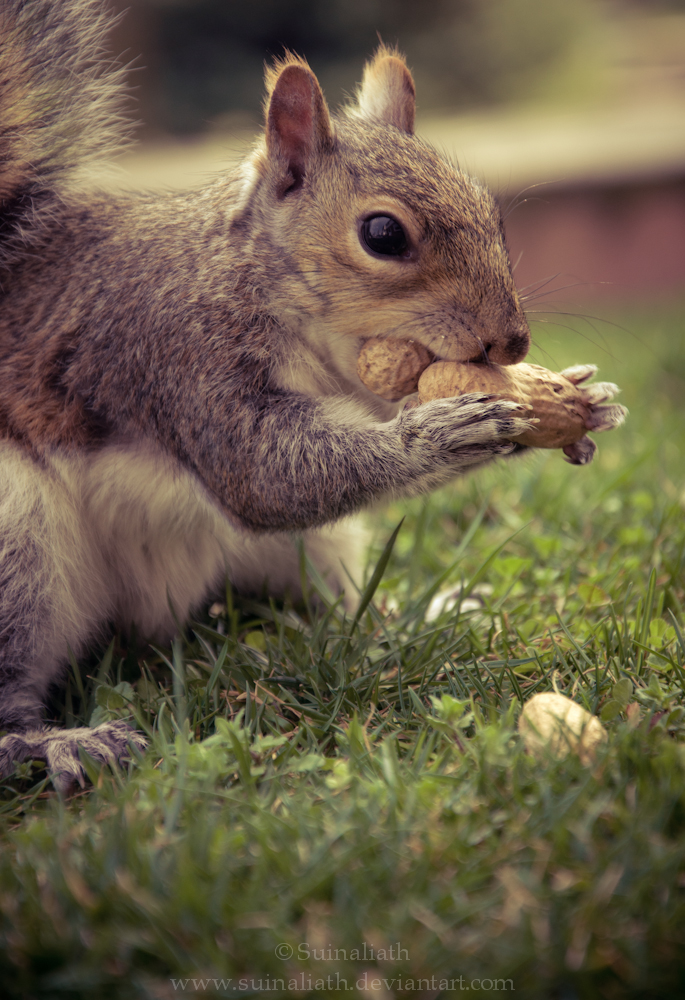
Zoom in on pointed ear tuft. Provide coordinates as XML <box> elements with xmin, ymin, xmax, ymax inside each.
<box><xmin>265</xmin><ymin>55</ymin><xmax>333</xmax><ymax>194</ymax></box>
<box><xmin>354</xmin><ymin>46</ymin><xmax>415</xmax><ymax>134</ymax></box>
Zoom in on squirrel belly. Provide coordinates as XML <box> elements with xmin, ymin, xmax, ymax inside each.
<box><xmin>0</xmin><ymin>0</ymin><xmax>536</xmax><ymax>786</ymax></box>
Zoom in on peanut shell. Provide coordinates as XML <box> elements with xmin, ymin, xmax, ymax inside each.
<box><xmin>518</xmin><ymin>692</ymin><xmax>606</xmax><ymax>766</ymax></box>
<box><xmin>357</xmin><ymin>338</ymin><xmax>433</xmax><ymax>402</ymax></box>
<box><xmin>417</xmin><ymin>360</ymin><xmax>591</xmax><ymax>449</ymax></box>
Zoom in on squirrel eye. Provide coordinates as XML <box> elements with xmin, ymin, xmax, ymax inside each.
<box><xmin>360</xmin><ymin>215</ymin><xmax>409</xmax><ymax>257</ymax></box>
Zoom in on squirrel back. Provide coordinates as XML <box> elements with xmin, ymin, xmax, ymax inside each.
<box><xmin>0</xmin><ymin>0</ymin><xmax>130</xmax><ymax>267</ymax></box>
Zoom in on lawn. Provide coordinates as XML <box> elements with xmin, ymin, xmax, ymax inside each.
<box><xmin>1</xmin><ymin>300</ymin><xmax>685</xmax><ymax>1000</ymax></box>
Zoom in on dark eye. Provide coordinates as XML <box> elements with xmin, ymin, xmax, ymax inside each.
<box><xmin>360</xmin><ymin>215</ymin><xmax>409</xmax><ymax>257</ymax></box>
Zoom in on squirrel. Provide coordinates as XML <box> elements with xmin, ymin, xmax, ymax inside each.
<box><xmin>0</xmin><ymin>0</ymin><xmax>572</xmax><ymax>790</ymax></box>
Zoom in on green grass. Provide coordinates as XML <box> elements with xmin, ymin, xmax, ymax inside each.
<box><xmin>2</xmin><ymin>300</ymin><xmax>685</xmax><ymax>999</ymax></box>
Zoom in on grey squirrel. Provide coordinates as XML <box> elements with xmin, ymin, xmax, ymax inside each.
<box><xmin>0</xmin><ymin>1</ymin><xmax>623</xmax><ymax>790</ymax></box>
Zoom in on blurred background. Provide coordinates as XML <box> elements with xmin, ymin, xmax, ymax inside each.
<box><xmin>103</xmin><ymin>0</ymin><xmax>685</xmax><ymax>305</ymax></box>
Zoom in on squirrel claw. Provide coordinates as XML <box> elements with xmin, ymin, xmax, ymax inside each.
<box><xmin>580</xmin><ymin>381</ymin><xmax>620</xmax><ymax>405</ymax></box>
<box><xmin>585</xmin><ymin>402</ymin><xmax>628</xmax><ymax>432</ymax></box>
<box><xmin>560</xmin><ymin>364</ymin><xmax>598</xmax><ymax>385</ymax></box>
<box><xmin>563</xmin><ymin>436</ymin><xmax>597</xmax><ymax>465</ymax></box>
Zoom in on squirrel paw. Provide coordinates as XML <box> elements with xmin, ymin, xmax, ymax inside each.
<box><xmin>401</xmin><ymin>394</ymin><xmax>534</xmax><ymax>453</ymax></box>
<box><xmin>563</xmin><ymin>437</ymin><xmax>597</xmax><ymax>465</ymax></box>
<box><xmin>559</xmin><ymin>364</ymin><xmax>598</xmax><ymax>385</ymax></box>
<box><xmin>560</xmin><ymin>365</ymin><xmax>628</xmax><ymax>435</ymax></box>
<box><xmin>553</xmin><ymin>365</ymin><xmax>627</xmax><ymax>465</ymax></box>
<box><xmin>0</xmin><ymin>721</ymin><xmax>147</xmax><ymax>794</ymax></box>
<box><xmin>397</xmin><ymin>395</ymin><xmax>534</xmax><ymax>482</ymax></box>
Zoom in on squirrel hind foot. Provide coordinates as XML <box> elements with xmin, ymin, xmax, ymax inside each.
<box><xmin>0</xmin><ymin>720</ymin><xmax>147</xmax><ymax>794</ymax></box>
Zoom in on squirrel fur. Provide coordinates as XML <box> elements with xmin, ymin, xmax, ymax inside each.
<box><xmin>0</xmin><ymin>0</ymin><xmax>534</xmax><ymax>789</ymax></box>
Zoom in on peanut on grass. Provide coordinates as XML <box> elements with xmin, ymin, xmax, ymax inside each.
<box><xmin>518</xmin><ymin>692</ymin><xmax>607</xmax><ymax>766</ymax></box>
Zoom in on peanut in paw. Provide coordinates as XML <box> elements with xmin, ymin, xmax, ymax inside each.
<box><xmin>417</xmin><ymin>360</ymin><xmax>591</xmax><ymax>449</ymax></box>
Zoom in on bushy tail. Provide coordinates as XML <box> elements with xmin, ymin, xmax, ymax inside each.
<box><xmin>0</xmin><ymin>0</ymin><xmax>130</xmax><ymax>260</ymax></box>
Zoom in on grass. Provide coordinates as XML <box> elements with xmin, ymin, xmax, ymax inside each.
<box><xmin>2</xmin><ymin>299</ymin><xmax>685</xmax><ymax>999</ymax></box>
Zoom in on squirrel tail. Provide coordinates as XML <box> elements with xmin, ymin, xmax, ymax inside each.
<box><xmin>0</xmin><ymin>0</ymin><xmax>131</xmax><ymax>262</ymax></box>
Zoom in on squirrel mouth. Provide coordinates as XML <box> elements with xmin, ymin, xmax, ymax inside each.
<box><xmin>403</xmin><ymin>328</ymin><xmax>495</xmax><ymax>366</ymax></box>
<box><xmin>429</xmin><ymin>345</ymin><xmax>493</xmax><ymax>366</ymax></box>
<box><xmin>464</xmin><ymin>347</ymin><xmax>493</xmax><ymax>365</ymax></box>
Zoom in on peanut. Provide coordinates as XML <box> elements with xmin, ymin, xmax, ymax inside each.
<box><xmin>356</xmin><ymin>337</ymin><xmax>434</xmax><ymax>402</ymax></box>
<box><xmin>518</xmin><ymin>692</ymin><xmax>606</xmax><ymax>765</ymax></box>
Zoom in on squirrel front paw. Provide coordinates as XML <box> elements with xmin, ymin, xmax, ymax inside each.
<box><xmin>558</xmin><ymin>365</ymin><xmax>627</xmax><ymax>465</ymax></box>
<box><xmin>560</xmin><ymin>364</ymin><xmax>627</xmax><ymax>433</ymax></box>
<box><xmin>398</xmin><ymin>393</ymin><xmax>534</xmax><ymax>475</ymax></box>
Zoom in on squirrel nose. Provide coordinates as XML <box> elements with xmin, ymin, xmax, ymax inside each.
<box><xmin>487</xmin><ymin>320</ymin><xmax>531</xmax><ymax>366</ymax></box>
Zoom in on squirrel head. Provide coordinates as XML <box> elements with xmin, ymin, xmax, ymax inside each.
<box><xmin>238</xmin><ymin>46</ymin><xmax>529</xmax><ymax>379</ymax></box>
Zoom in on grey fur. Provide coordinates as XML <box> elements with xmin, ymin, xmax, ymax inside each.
<box><xmin>0</xmin><ymin>0</ymin><xmax>131</xmax><ymax>268</ymax></box>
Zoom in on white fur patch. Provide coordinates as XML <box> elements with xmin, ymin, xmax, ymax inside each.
<box><xmin>0</xmin><ymin>438</ymin><xmax>366</xmax><ymax>667</ymax></box>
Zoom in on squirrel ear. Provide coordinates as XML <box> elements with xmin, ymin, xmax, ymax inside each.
<box><xmin>354</xmin><ymin>47</ymin><xmax>415</xmax><ymax>134</ymax></box>
<box><xmin>265</xmin><ymin>58</ymin><xmax>333</xmax><ymax>193</ymax></box>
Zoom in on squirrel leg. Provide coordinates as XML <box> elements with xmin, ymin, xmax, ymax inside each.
<box><xmin>302</xmin><ymin>517</ymin><xmax>368</xmax><ymax>609</ymax></box>
<box><xmin>0</xmin><ymin>635</ymin><xmax>147</xmax><ymax>795</ymax></box>
<box><xmin>0</xmin><ymin>442</ymin><xmax>146</xmax><ymax>793</ymax></box>
<box><xmin>206</xmin><ymin>394</ymin><xmax>533</xmax><ymax>533</ymax></box>
<box><xmin>220</xmin><ymin>516</ymin><xmax>368</xmax><ymax>610</ymax></box>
